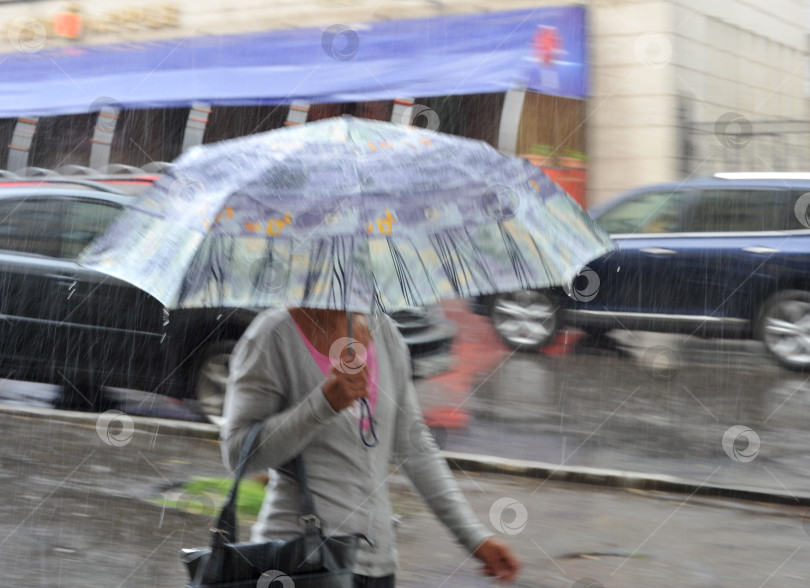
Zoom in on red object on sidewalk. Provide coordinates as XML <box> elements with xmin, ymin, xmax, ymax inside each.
<box><xmin>421</xmin><ymin>302</ymin><xmax>585</xmax><ymax>430</ymax></box>
<box><xmin>421</xmin><ymin>301</ymin><xmax>509</xmax><ymax>429</ymax></box>
<box><xmin>541</xmin><ymin>330</ymin><xmax>585</xmax><ymax>357</ymax></box>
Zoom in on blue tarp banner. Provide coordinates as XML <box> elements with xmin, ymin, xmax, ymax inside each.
<box><xmin>0</xmin><ymin>6</ymin><xmax>587</xmax><ymax>118</ymax></box>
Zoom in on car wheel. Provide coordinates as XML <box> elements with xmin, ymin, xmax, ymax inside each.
<box><xmin>191</xmin><ymin>340</ymin><xmax>237</xmax><ymax>420</ymax></box>
<box><xmin>757</xmin><ymin>290</ymin><xmax>810</xmax><ymax>371</ymax></box>
<box><xmin>490</xmin><ymin>290</ymin><xmax>561</xmax><ymax>351</ymax></box>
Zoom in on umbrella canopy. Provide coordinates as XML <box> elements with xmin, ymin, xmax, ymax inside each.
<box><xmin>79</xmin><ymin>116</ymin><xmax>614</xmax><ymax>312</ymax></box>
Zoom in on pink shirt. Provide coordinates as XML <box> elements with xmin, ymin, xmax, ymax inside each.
<box><xmin>291</xmin><ymin>319</ymin><xmax>378</xmax><ymax>429</ymax></box>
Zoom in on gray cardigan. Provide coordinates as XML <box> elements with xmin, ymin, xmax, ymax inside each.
<box><xmin>220</xmin><ymin>308</ymin><xmax>492</xmax><ymax>577</ymax></box>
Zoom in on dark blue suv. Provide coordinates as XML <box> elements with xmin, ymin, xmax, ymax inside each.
<box><xmin>477</xmin><ymin>174</ymin><xmax>810</xmax><ymax>371</ymax></box>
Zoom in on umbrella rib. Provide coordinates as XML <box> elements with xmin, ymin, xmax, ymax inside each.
<box><xmin>527</xmin><ymin>232</ymin><xmax>557</xmax><ymax>288</ymax></box>
<box><xmin>499</xmin><ymin>224</ymin><xmax>532</xmax><ymax>290</ymax></box>
<box><xmin>385</xmin><ymin>238</ymin><xmax>423</xmax><ymax>308</ymax></box>
<box><xmin>303</xmin><ymin>239</ymin><xmax>326</xmax><ymax>306</ymax></box>
<box><xmin>431</xmin><ymin>232</ymin><xmax>470</xmax><ymax>298</ymax></box>
<box><xmin>458</xmin><ymin>227</ymin><xmax>498</xmax><ymax>294</ymax></box>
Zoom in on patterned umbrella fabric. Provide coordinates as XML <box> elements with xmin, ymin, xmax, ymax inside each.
<box><xmin>79</xmin><ymin>116</ymin><xmax>615</xmax><ymax>312</ymax></box>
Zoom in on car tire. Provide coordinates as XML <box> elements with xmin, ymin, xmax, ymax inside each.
<box><xmin>757</xmin><ymin>290</ymin><xmax>810</xmax><ymax>371</ymax></box>
<box><xmin>190</xmin><ymin>340</ymin><xmax>237</xmax><ymax>420</ymax></box>
<box><xmin>489</xmin><ymin>289</ymin><xmax>562</xmax><ymax>351</ymax></box>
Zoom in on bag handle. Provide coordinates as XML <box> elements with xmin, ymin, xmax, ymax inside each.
<box><xmin>212</xmin><ymin>423</ymin><xmax>319</xmax><ymax>545</ymax></box>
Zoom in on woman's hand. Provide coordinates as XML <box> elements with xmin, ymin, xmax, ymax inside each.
<box><xmin>321</xmin><ymin>350</ymin><xmax>369</xmax><ymax>412</ymax></box>
<box><xmin>473</xmin><ymin>536</ymin><xmax>522</xmax><ymax>583</ymax></box>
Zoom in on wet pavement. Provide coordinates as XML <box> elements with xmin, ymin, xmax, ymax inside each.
<box><xmin>2</xmin><ymin>303</ymin><xmax>810</xmax><ymax>586</ymax></box>
<box><xmin>414</xmin><ymin>302</ymin><xmax>810</xmax><ymax>500</ymax></box>
<box><xmin>3</xmin><ymin>409</ymin><xmax>810</xmax><ymax>588</ymax></box>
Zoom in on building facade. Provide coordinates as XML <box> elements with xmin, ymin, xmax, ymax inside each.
<box><xmin>0</xmin><ymin>0</ymin><xmax>806</xmax><ymax>206</ymax></box>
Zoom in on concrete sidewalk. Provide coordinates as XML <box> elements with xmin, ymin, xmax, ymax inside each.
<box><xmin>2</xmin><ymin>405</ymin><xmax>810</xmax><ymax>587</ymax></box>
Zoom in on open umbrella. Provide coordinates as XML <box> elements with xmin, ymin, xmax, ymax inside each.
<box><xmin>80</xmin><ymin>116</ymin><xmax>613</xmax><ymax>316</ymax></box>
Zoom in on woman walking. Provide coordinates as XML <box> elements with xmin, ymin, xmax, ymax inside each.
<box><xmin>221</xmin><ymin>307</ymin><xmax>521</xmax><ymax>586</ymax></box>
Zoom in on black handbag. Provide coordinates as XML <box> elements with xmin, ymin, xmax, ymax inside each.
<box><xmin>181</xmin><ymin>423</ymin><xmax>365</xmax><ymax>587</ymax></box>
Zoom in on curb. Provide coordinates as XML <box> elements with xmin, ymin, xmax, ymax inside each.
<box><xmin>0</xmin><ymin>403</ymin><xmax>221</xmax><ymax>441</ymax></box>
<box><xmin>443</xmin><ymin>452</ymin><xmax>810</xmax><ymax>507</ymax></box>
<box><xmin>4</xmin><ymin>403</ymin><xmax>809</xmax><ymax>508</ymax></box>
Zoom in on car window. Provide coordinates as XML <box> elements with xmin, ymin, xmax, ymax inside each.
<box><xmin>0</xmin><ymin>198</ymin><xmax>66</xmax><ymax>257</ymax></box>
<box><xmin>596</xmin><ymin>190</ymin><xmax>686</xmax><ymax>234</ymax></box>
<box><xmin>60</xmin><ymin>199</ymin><xmax>124</xmax><ymax>259</ymax></box>
<box><xmin>684</xmin><ymin>188</ymin><xmax>799</xmax><ymax>233</ymax></box>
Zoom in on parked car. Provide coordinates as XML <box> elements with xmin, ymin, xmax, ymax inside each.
<box><xmin>0</xmin><ymin>174</ymin><xmax>456</xmax><ymax>418</ymax></box>
<box><xmin>472</xmin><ymin>173</ymin><xmax>810</xmax><ymax>371</ymax></box>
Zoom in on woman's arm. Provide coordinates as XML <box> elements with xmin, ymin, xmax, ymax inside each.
<box><xmin>384</xmin><ymin>315</ymin><xmax>521</xmax><ymax>582</ymax></box>
<box><xmin>220</xmin><ymin>327</ymin><xmax>339</xmax><ymax>475</ymax></box>
<box><xmin>382</xmin><ymin>318</ymin><xmax>492</xmax><ymax>552</ymax></box>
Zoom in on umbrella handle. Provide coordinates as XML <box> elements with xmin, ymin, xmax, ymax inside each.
<box><xmin>360</xmin><ymin>398</ymin><xmax>379</xmax><ymax>448</ymax></box>
<box><xmin>348</xmin><ymin>310</ymin><xmax>378</xmax><ymax>448</ymax></box>
<box><xmin>347</xmin><ymin>310</ymin><xmax>354</xmax><ymax>358</ymax></box>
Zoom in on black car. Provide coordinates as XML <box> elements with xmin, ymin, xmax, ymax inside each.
<box><xmin>0</xmin><ymin>176</ymin><xmax>456</xmax><ymax>417</ymax></box>
<box><xmin>473</xmin><ymin>174</ymin><xmax>810</xmax><ymax>371</ymax></box>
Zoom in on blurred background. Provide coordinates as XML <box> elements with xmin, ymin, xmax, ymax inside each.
<box><xmin>1</xmin><ymin>1</ymin><xmax>810</xmax><ymax>587</ymax></box>
<box><xmin>4</xmin><ymin>0</ymin><xmax>806</xmax><ymax>206</ymax></box>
